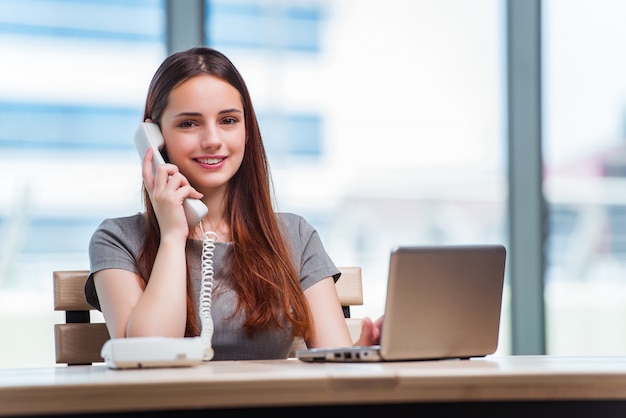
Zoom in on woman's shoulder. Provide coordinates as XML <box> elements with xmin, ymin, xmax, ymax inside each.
<box><xmin>97</xmin><ymin>213</ymin><xmax>145</xmax><ymax>233</ymax></box>
<box><xmin>89</xmin><ymin>213</ymin><xmax>145</xmax><ymax>262</ymax></box>
<box><xmin>91</xmin><ymin>213</ymin><xmax>145</xmax><ymax>249</ymax></box>
<box><xmin>275</xmin><ymin>212</ymin><xmax>320</xmax><ymax>247</ymax></box>
<box><xmin>276</xmin><ymin>212</ymin><xmax>314</xmax><ymax>231</ymax></box>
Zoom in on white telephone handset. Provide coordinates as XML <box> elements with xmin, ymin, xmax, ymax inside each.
<box><xmin>134</xmin><ymin>122</ymin><xmax>208</xmax><ymax>227</ymax></box>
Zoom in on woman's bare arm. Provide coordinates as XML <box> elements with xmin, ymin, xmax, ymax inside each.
<box><xmin>304</xmin><ymin>276</ymin><xmax>353</xmax><ymax>348</ymax></box>
<box><xmin>94</xmin><ymin>237</ymin><xmax>188</xmax><ymax>338</ymax></box>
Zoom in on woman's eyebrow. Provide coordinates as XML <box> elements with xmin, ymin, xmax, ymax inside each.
<box><xmin>174</xmin><ymin>111</ymin><xmax>202</xmax><ymax>117</ymax></box>
<box><xmin>174</xmin><ymin>108</ymin><xmax>243</xmax><ymax>117</ymax></box>
<box><xmin>219</xmin><ymin>108</ymin><xmax>243</xmax><ymax>115</ymax></box>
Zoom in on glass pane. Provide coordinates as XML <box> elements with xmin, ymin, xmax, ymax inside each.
<box><xmin>543</xmin><ymin>0</ymin><xmax>626</xmax><ymax>354</ymax></box>
<box><xmin>0</xmin><ymin>0</ymin><xmax>166</xmax><ymax>368</ymax></box>
<box><xmin>208</xmin><ymin>0</ymin><xmax>508</xmax><ymax>351</ymax></box>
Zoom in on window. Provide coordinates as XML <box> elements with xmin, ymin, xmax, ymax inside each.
<box><xmin>0</xmin><ymin>0</ymin><xmax>166</xmax><ymax>368</ymax></box>
<box><xmin>543</xmin><ymin>0</ymin><xmax>626</xmax><ymax>354</ymax></box>
<box><xmin>207</xmin><ymin>0</ymin><xmax>508</xmax><ymax>350</ymax></box>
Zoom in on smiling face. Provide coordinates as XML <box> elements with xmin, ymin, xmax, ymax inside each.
<box><xmin>159</xmin><ymin>74</ymin><xmax>246</xmax><ymax>196</ymax></box>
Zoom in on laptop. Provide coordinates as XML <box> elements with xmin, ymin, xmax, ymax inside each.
<box><xmin>296</xmin><ymin>244</ymin><xmax>506</xmax><ymax>362</ymax></box>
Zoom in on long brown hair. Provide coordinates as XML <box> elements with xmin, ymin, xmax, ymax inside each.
<box><xmin>137</xmin><ymin>47</ymin><xmax>312</xmax><ymax>340</ymax></box>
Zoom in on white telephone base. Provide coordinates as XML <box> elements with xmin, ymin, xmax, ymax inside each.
<box><xmin>101</xmin><ymin>337</ymin><xmax>204</xmax><ymax>369</ymax></box>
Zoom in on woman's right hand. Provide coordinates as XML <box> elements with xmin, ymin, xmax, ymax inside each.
<box><xmin>142</xmin><ymin>147</ymin><xmax>203</xmax><ymax>240</ymax></box>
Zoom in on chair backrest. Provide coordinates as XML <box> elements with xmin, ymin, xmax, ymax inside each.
<box><xmin>53</xmin><ymin>267</ymin><xmax>364</xmax><ymax>365</ymax></box>
<box><xmin>53</xmin><ymin>270</ymin><xmax>110</xmax><ymax>365</ymax></box>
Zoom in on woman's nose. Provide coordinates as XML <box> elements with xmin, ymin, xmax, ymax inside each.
<box><xmin>200</xmin><ymin>126</ymin><xmax>220</xmax><ymax>148</ymax></box>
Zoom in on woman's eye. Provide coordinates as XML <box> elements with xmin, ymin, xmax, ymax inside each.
<box><xmin>180</xmin><ymin>120</ymin><xmax>195</xmax><ymax>128</ymax></box>
<box><xmin>222</xmin><ymin>117</ymin><xmax>238</xmax><ymax>125</ymax></box>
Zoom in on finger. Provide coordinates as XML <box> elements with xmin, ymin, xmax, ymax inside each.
<box><xmin>154</xmin><ymin>172</ymin><xmax>203</xmax><ymax>208</ymax></box>
<box><xmin>145</xmin><ymin>152</ymin><xmax>178</xmax><ymax>188</ymax></box>
<box><xmin>374</xmin><ymin>315</ymin><xmax>384</xmax><ymax>327</ymax></box>
<box><xmin>141</xmin><ymin>147</ymin><xmax>155</xmax><ymax>190</ymax></box>
<box><xmin>169</xmin><ymin>184</ymin><xmax>204</xmax><ymax>205</ymax></box>
<box><xmin>367</xmin><ymin>315</ymin><xmax>383</xmax><ymax>343</ymax></box>
<box><xmin>163</xmin><ymin>170</ymin><xmax>203</xmax><ymax>198</ymax></box>
<box><xmin>189</xmin><ymin>188</ymin><xmax>204</xmax><ymax>200</ymax></box>
<box><xmin>354</xmin><ymin>317</ymin><xmax>374</xmax><ymax>347</ymax></box>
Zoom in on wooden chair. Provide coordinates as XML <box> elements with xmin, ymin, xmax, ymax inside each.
<box><xmin>53</xmin><ymin>267</ymin><xmax>364</xmax><ymax>365</ymax></box>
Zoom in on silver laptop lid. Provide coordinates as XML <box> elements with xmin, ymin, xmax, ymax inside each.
<box><xmin>380</xmin><ymin>245</ymin><xmax>506</xmax><ymax>361</ymax></box>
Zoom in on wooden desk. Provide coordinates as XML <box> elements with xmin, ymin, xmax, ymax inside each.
<box><xmin>2</xmin><ymin>355</ymin><xmax>626</xmax><ymax>417</ymax></box>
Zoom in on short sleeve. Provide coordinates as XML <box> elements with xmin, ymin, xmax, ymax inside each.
<box><xmin>85</xmin><ymin>214</ymin><xmax>144</xmax><ymax>310</ymax></box>
<box><xmin>278</xmin><ymin>213</ymin><xmax>341</xmax><ymax>291</ymax></box>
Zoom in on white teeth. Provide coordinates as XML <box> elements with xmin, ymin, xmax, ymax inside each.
<box><xmin>198</xmin><ymin>157</ymin><xmax>223</xmax><ymax>165</ymax></box>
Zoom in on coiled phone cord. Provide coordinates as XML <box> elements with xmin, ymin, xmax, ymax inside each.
<box><xmin>199</xmin><ymin>224</ymin><xmax>218</xmax><ymax>361</ymax></box>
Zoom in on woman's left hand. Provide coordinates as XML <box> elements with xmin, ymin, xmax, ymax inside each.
<box><xmin>354</xmin><ymin>315</ymin><xmax>384</xmax><ymax>347</ymax></box>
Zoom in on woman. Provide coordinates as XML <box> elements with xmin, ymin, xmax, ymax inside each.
<box><xmin>85</xmin><ymin>47</ymin><xmax>381</xmax><ymax>360</ymax></box>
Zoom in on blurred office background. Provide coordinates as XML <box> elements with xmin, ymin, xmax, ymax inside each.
<box><xmin>1</xmin><ymin>0</ymin><xmax>625</xmax><ymax>367</ymax></box>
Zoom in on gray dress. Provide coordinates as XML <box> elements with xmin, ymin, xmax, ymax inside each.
<box><xmin>85</xmin><ymin>212</ymin><xmax>340</xmax><ymax>360</ymax></box>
